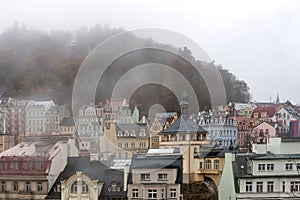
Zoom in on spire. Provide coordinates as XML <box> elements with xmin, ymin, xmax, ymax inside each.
<box><xmin>132</xmin><ymin>105</ymin><xmax>139</xmax><ymax>123</ymax></box>
<box><xmin>276</xmin><ymin>92</ymin><xmax>280</xmax><ymax>104</ymax></box>
<box><xmin>180</xmin><ymin>91</ymin><xmax>189</xmax><ymax>119</ymax></box>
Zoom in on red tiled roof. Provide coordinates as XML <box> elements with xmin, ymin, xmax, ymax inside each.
<box><xmin>251</xmin><ymin>106</ymin><xmax>276</xmax><ymax>118</ymax></box>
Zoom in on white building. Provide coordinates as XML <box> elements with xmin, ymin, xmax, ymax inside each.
<box><xmin>25</xmin><ymin>100</ymin><xmax>55</xmax><ymax>135</ymax></box>
<box><xmin>194</xmin><ymin>112</ymin><xmax>238</xmax><ymax>148</ymax></box>
<box><xmin>219</xmin><ymin>137</ymin><xmax>300</xmax><ymax>199</ymax></box>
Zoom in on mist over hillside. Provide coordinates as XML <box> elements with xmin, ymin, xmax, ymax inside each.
<box><xmin>0</xmin><ymin>23</ymin><xmax>250</xmax><ymax>115</ymax></box>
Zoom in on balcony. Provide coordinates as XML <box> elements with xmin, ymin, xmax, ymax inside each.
<box><xmin>197</xmin><ymin>168</ymin><xmax>221</xmax><ymax>175</ymax></box>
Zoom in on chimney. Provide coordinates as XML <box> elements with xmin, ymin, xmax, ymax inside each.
<box><xmin>90</xmin><ymin>153</ymin><xmax>99</xmax><ymax>162</ymax></box>
<box><xmin>123</xmin><ymin>164</ymin><xmax>130</xmax><ymax>191</ymax></box>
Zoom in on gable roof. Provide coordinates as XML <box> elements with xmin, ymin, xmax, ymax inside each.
<box><xmin>251</xmin><ymin>106</ymin><xmax>276</xmax><ymax>118</ymax></box>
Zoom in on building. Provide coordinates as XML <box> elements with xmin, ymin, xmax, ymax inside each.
<box><xmin>219</xmin><ymin>137</ymin><xmax>300</xmax><ymax>199</ymax></box>
<box><xmin>100</xmin><ymin>101</ymin><xmax>149</xmax><ymax>160</ymax></box>
<box><xmin>0</xmin><ymin>140</ymin><xmax>68</xmax><ymax>200</ymax></box>
<box><xmin>45</xmin><ymin>156</ymin><xmax>127</xmax><ymax>200</ymax></box>
<box><xmin>149</xmin><ymin>117</ymin><xmax>163</xmax><ymax>148</ymax></box>
<box><xmin>251</xmin><ymin>106</ymin><xmax>277</xmax><ymax>122</ymax></box>
<box><xmin>60</xmin><ymin>117</ymin><xmax>76</xmax><ymax>136</ymax></box>
<box><xmin>6</xmin><ymin>98</ymin><xmax>28</xmax><ymax>144</ymax></box>
<box><xmin>234</xmin><ymin>103</ymin><xmax>257</xmax><ymax>118</ymax></box>
<box><xmin>251</xmin><ymin>121</ymin><xmax>276</xmax><ymax>143</ymax></box>
<box><xmin>76</xmin><ymin>104</ymin><xmax>103</xmax><ymax>153</ymax></box>
<box><xmin>158</xmin><ymin>92</ymin><xmax>208</xmax><ymax>183</ymax></box>
<box><xmin>127</xmin><ymin>148</ymin><xmax>183</xmax><ymax>200</ymax></box>
<box><xmin>25</xmin><ymin>100</ymin><xmax>55</xmax><ymax>135</ymax></box>
<box><xmin>236</xmin><ymin>116</ymin><xmax>253</xmax><ymax>153</ymax></box>
<box><xmin>195</xmin><ymin>111</ymin><xmax>238</xmax><ymax>148</ymax></box>
<box><xmin>45</xmin><ymin>105</ymin><xmax>70</xmax><ymax>133</ymax></box>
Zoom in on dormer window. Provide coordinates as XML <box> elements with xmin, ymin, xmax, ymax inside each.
<box><xmin>124</xmin><ymin>130</ymin><xmax>129</xmax><ymax>136</ymax></box>
<box><xmin>140</xmin><ymin>129</ymin><xmax>146</xmax><ymax>136</ymax></box>
<box><xmin>130</xmin><ymin>130</ymin><xmax>136</xmax><ymax>137</ymax></box>
<box><xmin>117</xmin><ymin>131</ymin><xmax>123</xmax><ymax>137</ymax></box>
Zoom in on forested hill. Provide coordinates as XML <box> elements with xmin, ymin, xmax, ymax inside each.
<box><xmin>0</xmin><ymin>23</ymin><xmax>250</xmax><ymax>114</ymax></box>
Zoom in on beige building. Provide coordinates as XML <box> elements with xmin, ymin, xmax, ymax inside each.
<box><xmin>100</xmin><ymin>101</ymin><xmax>149</xmax><ymax>160</ymax></box>
<box><xmin>158</xmin><ymin>92</ymin><xmax>209</xmax><ymax>183</ymax></box>
<box><xmin>127</xmin><ymin>149</ymin><xmax>183</xmax><ymax>200</ymax></box>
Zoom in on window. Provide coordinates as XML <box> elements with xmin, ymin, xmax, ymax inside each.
<box><xmin>148</xmin><ymin>189</ymin><xmax>157</xmax><ymax>199</ymax></box>
<box><xmin>258</xmin><ymin>164</ymin><xmax>265</xmax><ymax>171</ymax></box>
<box><xmin>214</xmin><ymin>160</ymin><xmax>219</xmax><ymax>170</ymax></box>
<box><xmin>282</xmin><ymin>181</ymin><xmax>285</xmax><ymax>192</ymax></box>
<box><xmin>286</xmin><ymin>163</ymin><xmax>293</xmax><ymax>171</ymax></box>
<box><xmin>267</xmin><ymin>164</ymin><xmax>274</xmax><ymax>171</ymax></box>
<box><xmin>297</xmin><ymin>163</ymin><xmax>300</xmax><ymax>170</ymax></box>
<box><xmin>132</xmin><ymin>188</ymin><xmax>138</xmax><ymax>198</ymax></box>
<box><xmin>26</xmin><ymin>181</ymin><xmax>31</xmax><ymax>192</ymax></box>
<box><xmin>14</xmin><ymin>161</ymin><xmax>19</xmax><ymax>170</ymax></box>
<box><xmin>13</xmin><ymin>181</ymin><xmax>18</xmax><ymax>191</ymax></box>
<box><xmin>205</xmin><ymin>160</ymin><xmax>211</xmax><ymax>169</ymax></box>
<box><xmin>291</xmin><ymin>181</ymin><xmax>300</xmax><ymax>192</ymax></box>
<box><xmin>36</xmin><ymin>161</ymin><xmax>42</xmax><ymax>170</ymax></box>
<box><xmin>170</xmin><ymin>188</ymin><xmax>176</xmax><ymax>198</ymax></box>
<box><xmin>71</xmin><ymin>181</ymin><xmax>77</xmax><ymax>193</ymax></box>
<box><xmin>141</xmin><ymin>174</ymin><xmax>150</xmax><ymax>181</ymax></box>
<box><xmin>158</xmin><ymin>174</ymin><xmax>168</xmax><ymax>180</ymax></box>
<box><xmin>267</xmin><ymin>181</ymin><xmax>274</xmax><ymax>192</ymax></box>
<box><xmin>25</xmin><ymin>161</ymin><xmax>31</xmax><ymax>170</ymax></box>
<box><xmin>140</xmin><ymin>129</ymin><xmax>146</xmax><ymax>136</ymax></box>
<box><xmin>37</xmin><ymin>181</ymin><xmax>43</xmax><ymax>192</ymax></box>
<box><xmin>130</xmin><ymin>130</ymin><xmax>136</xmax><ymax>136</ymax></box>
<box><xmin>82</xmin><ymin>182</ymin><xmax>88</xmax><ymax>193</ymax></box>
<box><xmin>0</xmin><ymin>181</ymin><xmax>5</xmax><ymax>192</ymax></box>
<box><xmin>256</xmin><ymin>182</ymin><xmax>263</xmax><ymax>192</ymax></box>
<box><xmin>246</xmin><ymin>182</ymin><xmax>252</xmax><ymax>192</ymax></box>
<box><xmin>118</xmin><ymin>143</ymin><xmax>122</xmax><ymax>148</ymax></box>
<box><xmin>199</xmin><ymin>161</ymin><xmax>203</xmax><ymax>169</ymax></box>
<box><xmin>1</xmin><ymin>162</ymin><xmax>6</xmax><ymax>170</ymax></box>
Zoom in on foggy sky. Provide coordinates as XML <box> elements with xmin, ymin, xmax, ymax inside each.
<box><xmin>1</xmin><ymin>0</ymin><xmax>300</xmax><ymax>104</ymax></box>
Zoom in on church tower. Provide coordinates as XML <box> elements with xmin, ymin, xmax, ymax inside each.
<box><xmin>180</xmin><ymin>91</ymin><xmax>189</xmax><ymax>119</ymax></box>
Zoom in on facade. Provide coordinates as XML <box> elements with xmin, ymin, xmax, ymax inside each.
<box><xmin>149</xmin><ymin>117</ymin><xmax>163</xmax><ymax>148</ymax></box>
<box><xmin>236</xmin><ymin>116</ymin><xmax>253</xmax><ymax>153</ymax></box>
<box><xmin>101</xmin><ymin>101</ymin><xmax>149</xmax><ymax>160</ymax></box>
<box><xmin>219</xmin><ymin>137</ymin><xmax>300</xmax><ymax>199</ymax></box>
<box><xmin>45</xmin><ymin>105</ymin><xmax>70</xmax><ymax>133</ymax></box>
<box><xmin>158</xmin><ymin>92</ymin><xmax>208</xmax><ymax>183</ymax></box>
<box><xmin>6</xmin><ymin>98</ymin><xmax>28</xmax><ymax>144</ymax></box>
<box><xmin>251</xmin><ymin>121</ymin><xmax>276</xmax><ymax>143</ymax></box>
<box><xmin>77</xmin><ymin>104</ymin><xmax>103</xmax><ymax>153</ymax></box>
<box><xmin>127</xmin><ymin>149</ymin><xmax>183</xmax><ymax>200</ymax></box>
<box><xmin>0</xmin><ymin>141</ymin><xmax>68</xmax><ymax>200</ymax></box>
<box><xmin>195</xmin><ymin>112</ymin><xmax>238</xmax><ymax>148</ymax></box>
<box><xmin>25</xmin><ymin>100</ymin><xmax>55</xmax><ymax>135</ymax></box>
<box><xmin>234</xmin><ymin>103</ymin><xmax>257</xmax><ymax>118</ymax></box>
<box><xmin>46</xmin><ymin>156</ymin><xmax>127</xmax><ymax>200</ymax></box>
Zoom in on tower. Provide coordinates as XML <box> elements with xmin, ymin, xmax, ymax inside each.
<box><xmin>180</xmin><ymin>91</ymin><xmax>189</xmax><ymax>119</ymax></box>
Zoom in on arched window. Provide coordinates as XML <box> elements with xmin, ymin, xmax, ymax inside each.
<box><xmin>71</xmin><ymin>181</ymin><xmax>77</xmax><ymax>193</ymax></box>
<box><xmin>214</xmin><ymin>160</ymin><xmax>219</xmax><ymax>170</ymax></box>
<box><xmin>82</xmin><ymin>181</ymin><xmax>88</xmax><ymax>193</ymax></box>
<box><xmin>205</xmin><ymin>160</ymin><xmax>211</xmax><ymax>169</ymax></box>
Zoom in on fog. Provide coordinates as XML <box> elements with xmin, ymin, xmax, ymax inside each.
<box><xmin>1</xmin><ymin>0</ymin><xmax>300</xmax><ymax>104</ymax></box>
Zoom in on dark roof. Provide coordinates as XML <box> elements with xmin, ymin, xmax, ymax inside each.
<box><xmin>160</xmin><ymin>116</ymin><xmax>207</xmax><ymax>134</ymax></box>
<box><xmin>115</xmin><ymin>123</ymin><xmax>149</xmax><ymax>138</ymax></box>
<box><xmin>195</xmin><ymin>147</ymin><xmax>232</xmax><ymax>158</ymax></box>
<box><xmin>60</xmin><ymin>117</ymin><xmax>75</xmax><ymax>126</ymax></box>
<box><xmin>128</xmin><ymin>154</ymin><xmax>183</xmax><ymax>188</ymax></box>
<box><xmin>46</xmin><ymin>157</ymin><xmax>126</xmax><ymax>199</ymax></box>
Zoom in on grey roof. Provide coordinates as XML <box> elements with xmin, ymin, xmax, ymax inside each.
<box><xmin>60</xmin><ymin>117</ymin><xmax>75</xmax><ymax>126</ymax></box>
<box><xmin>128</xmin><ymin>154</ymin><xmax>183</xmax><ymax>188</ymax></box>
<box><xmin>115</xmin><ymin>123</ymin><xmax>149</xmax><ymax>138</ymax></box>
<box><xmin>46</xmin><ymin>157</ymin><xmax>126</xmax><ymax>199</ymax></box>
<box><xmin>160</xmin><ymin>116</ymin><xmax>207</xmax><ymax>134</ymax></box>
